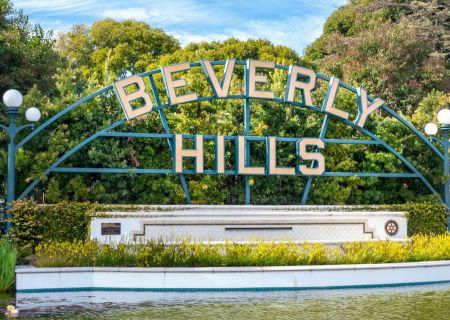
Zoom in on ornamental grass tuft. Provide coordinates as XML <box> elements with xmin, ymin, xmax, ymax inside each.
<box><xmin>34</xmin><ymin>233</ymin><xmax>450</xmax><ymax>268</ymax></box>
<box><xmin>0</xmin><ymin>238</ymin><xmax>18</xmax><ymax>291</ymax></box>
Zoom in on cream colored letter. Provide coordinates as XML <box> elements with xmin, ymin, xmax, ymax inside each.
<box><xmin>355</xmin><ymin>87</ymin><xmax>385</xmax><ymax>128</ymax></box>
<box><xmin>175</xmin><ymin>134</ymin><xmax>204</xmax><ymax>173</ymax></box>
<box><xmin>321</xmin><ymin>77</ymin><xmax>349</xmax><ymax>120</ymax></box>
<box><xmin>296</xmin><ymin>138</ymin><xmax>325</xmax><ymax>176</ymax></box>
<box><xmin>215</xmin><ymin>135</ymin><xmax>225</xmax><ymax>174</ymax></box>
<box><xmin>202</xmin><ymin>59</ymin><xmax>236</xmax><ymax>97</ymax></box>
<box><xmin>285</xmin><ymin>66</ymin><xmax>316</xmax><ymax>106</ymax></box>
<box><xmin>248</xmin><ymin>60</ymin><xmax>275</xmax><ymax>99</ymax></box>
<box><xmin>162</xmin><ymin>63</ymin><xmax>198</xmax><ymax>105</ymax></box>
<box><xmin>267</xmin><ymin>137</ymin><xmax>295</xmax><ymax>175</ymax></box>
<box><xmin>237</xmin><ymin>136</ymin><xmax>265</xmax><ymax>175</ymax></box>
<box><xmin>114</xmin><ymin>75</ymin><xmax>153</xmax><ymax>120</ymax></box>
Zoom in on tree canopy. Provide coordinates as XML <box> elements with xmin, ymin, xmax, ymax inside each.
<box><xmin>1</xmin><ymin>0</ymin><xmax>449</xmax><ymax>205</ymax></box>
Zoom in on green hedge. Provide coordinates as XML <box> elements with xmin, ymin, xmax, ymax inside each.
<box><xmin>10</xmin><ymin>201</ymin><xmax>93</xmax><ymax>250</ymax></box>
<box><xmin>9</xmin><ymin>200</ymin><xmax>448</xmax><ymax>251</ymax></box>
<box><xmin>392</xmin><ymin>203</ymin><xmax>448</xmax><ymax>236</ymax></box>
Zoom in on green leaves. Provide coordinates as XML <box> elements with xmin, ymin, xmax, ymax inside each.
<box><xmin>0</xmin><ymin>238</ymin><xmax>17</xmax><ymax>291</ymax></box>
<box><xmin>1</xmin><ymin>1</ymin><xmax>448</xmax><ymax>206</ymax></box>
<box><xmin>0</xmin><ymin>0</ymin><xmax>59</xmax><ymax>95</ymax></box>
<box><xmin>10</xmin><ymin>200</ymin><xmax>93</xmax><ymax>250</ymax></box>
<box><xmin>57</xmin><ymin>19</ymin><xmax>180</xmax><ymax>82</ymax></box>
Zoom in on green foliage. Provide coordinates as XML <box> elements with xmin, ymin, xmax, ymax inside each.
<box><xmin>9</xmin><ymin>200</ymin><xmax>447</xmax><ymax>256</ymax></box>
<box><xmin>0</xmin><ymin>0</ymin><xmax>59</xmax><ymax>94</ymax></box>
<box><xmin>9</xmin><ymin>200</ymin><xmax>93</xmax><ymax>250</ymax></box>
<box><xmin>0</xmin><ymin>238</ymin><xmax>17</xmax><ymax>291</ymax></box>
<box><xmin>56</xmin><ymin>19</ymin><xmax>180</xmax><ymax>80</ymax></box>
<box><xmin>397</xmin><ymin>202</ymin><xmax>448</xmax><ymax>236</ymax></box>
<box><xmin>1</xmin><ymin>1</ymin><xmax>449</xmax><ymax>208</ymax></box>
<box><xmin>305</xmin><ymin>0</ymin><xmax>449</xmax><ymax>114</ymax></box>
<box><xmin>34</xmin><ymin>233</ymin><xmax>450</xmax><ymax>268</ymax></box>
<box><xmin>412</xmin><ymin>90</ymin><xmax>450</xmax><ymax>128</ymax></box>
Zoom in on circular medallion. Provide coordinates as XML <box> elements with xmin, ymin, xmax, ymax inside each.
<box><xmin>384</xmin><ymin>220</ymin><xmax>399</xmax><ymax>236</ymax></box>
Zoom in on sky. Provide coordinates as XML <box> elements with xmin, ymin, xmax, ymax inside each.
<box><xmin>13</xmin><ymin>0</ymin><xmax>347</xmax><ymax>54</ymax></box>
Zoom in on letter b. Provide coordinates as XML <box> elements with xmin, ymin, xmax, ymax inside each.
<box><xmin>114</xmin><ymin>75</ymin><xmax>153</xmax><ymax>120</ymax></box>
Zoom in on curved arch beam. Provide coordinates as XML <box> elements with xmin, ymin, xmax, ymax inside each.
<box><xmin>16</xmin><ymin>85</ymin><xmax>113</xmax><ymax>150</ymax></box>
<box><xmin>328</xmin><ymin>75</ymin><xmax>444</xmax><ymax>161</ymax></box>
<box><xmin>15</xmin><ymin>60</ymin><xmax>442</xmax><ymax>203</ymax></box>
<box><xmin>17</xmin><ymin>119</ymin><xmax>126</xmax><ymax>200</ymax></box>
<box><xmin>354</xmin><ymin>123</ymin><xmax>440</xmax><ymax>197</ymax></box>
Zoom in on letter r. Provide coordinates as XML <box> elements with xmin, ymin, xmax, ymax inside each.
<box><xmin>114</xmin><ymin>75</ymin><xmax>153</xmax><ymax>120</ymax></box>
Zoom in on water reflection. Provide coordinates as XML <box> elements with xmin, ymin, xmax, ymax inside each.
<box><xmin>4</xmin><ymin>284</ymin><xmax>450</xmax><ymax>319</ymax></box>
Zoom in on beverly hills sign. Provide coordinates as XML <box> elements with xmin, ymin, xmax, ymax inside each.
<box><xmin>113</xmin><ymin>59</ymin><xmax>385</xmax><ymax>177</ymax></box>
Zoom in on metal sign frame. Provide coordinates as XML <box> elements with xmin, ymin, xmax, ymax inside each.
<box><xmin>9</xmin><ymin>60</ymin><xmax>445</xmax><ymax>207</ymax></box>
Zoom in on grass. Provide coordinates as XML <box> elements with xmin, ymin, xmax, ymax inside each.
<box><xmin>0</xmin><ymin>238</ymin><xmax>18</xmax><ymax>291</ymax></box>
<box><xmin>33</xmin><ymin>233</ymin><xmax>450</xmax><ymax>268</ymax></box>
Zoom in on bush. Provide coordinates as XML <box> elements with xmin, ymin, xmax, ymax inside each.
<box><xmin>0</xmin><ymin>238</ymin><xmax>18</xmax><ymax>291</ymax></box>
<box><xmin>10</xmin><ymin>200</ymin><xmax>93</xmax><ymax>250</ymax></box>
<box><xmin>397</xmin><ymin>203</ymin><xmax>448</xmax><ymax>236</ymax></box>
<box><xmin>9</xmin><ymin>201</ymin><xmax>448</xmax><ymax>254</ymax></box>
<box><xmin>34</xmin><ymin>234</ymin><xmax>450</xmax><ymax>268</ymax></box>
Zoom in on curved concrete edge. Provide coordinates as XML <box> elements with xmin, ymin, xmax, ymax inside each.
<box><xmin>16</xmin><ymin>261</ymin><xmax>450</xmax><ymax>293</ymax></box>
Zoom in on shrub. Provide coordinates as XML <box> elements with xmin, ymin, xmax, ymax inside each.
<box><xmin>34</xmin><ymin>234</ymin><xmax>450</xmax><ymax>268</ymax></box>
<box><xmin>9</xmin><ymin>200</ymin><xmax>448</xmax><ymax>254</ymax></box>
<box><xmin>396</xmin><ymin>203</ymin><xmax>448</xmax><ymax>236</ymax></box>
<box><xmin>0</xmin><ymin>238</ymin><xmax>18</xmax><ymax>291</ymax></box>
<box><xmin>10</xmin><ymin>200</ymin><xmax>93</xmax><ymax>250</ymax></box>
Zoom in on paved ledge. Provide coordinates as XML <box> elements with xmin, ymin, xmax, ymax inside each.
<box><xmin>16</xmin><ymin>261</ymin><xmax>450</xmax><ymax>292</ymax></box>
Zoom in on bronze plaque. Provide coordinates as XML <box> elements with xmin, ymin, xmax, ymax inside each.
<box><xmin>101</xmin><ymin>223</ymin><xmax>121</xmax><ymax>235</ymax></box>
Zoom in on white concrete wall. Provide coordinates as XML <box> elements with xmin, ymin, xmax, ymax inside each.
<box><xmin>16</xmin><ymin>261</ymin><xmax>450</xmax><ymax>292</ymax></box>
<box><xmin>89</xmin><ymin>206</ymin><xmax>407</xmax><ymax>243</ymax></box>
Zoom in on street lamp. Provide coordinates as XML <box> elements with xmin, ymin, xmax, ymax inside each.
<box><xmin>424</xmin><ymin>108</ymin><xmax>450</xmax><ymax>231</ymax></box>
<box><xmin>1</xmin><ymin>89</ymin><xmax>41</xmax><ymax>230</ymax></box>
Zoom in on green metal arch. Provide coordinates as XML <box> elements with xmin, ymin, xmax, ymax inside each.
<box><xmin>15</xmin><ymin>60</ymin><xmax>444</xmax><ymax>204</ymax></box>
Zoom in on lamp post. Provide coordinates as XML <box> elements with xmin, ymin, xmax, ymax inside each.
<box><xmin>424</xmin><ymin>108</ymin><xmax>450</xmax><ymax>231</ymax></box>
<box><xmin>1</xmin><ymin>89</ymin><xmax>41</xmax><ymax>230</ymax></box>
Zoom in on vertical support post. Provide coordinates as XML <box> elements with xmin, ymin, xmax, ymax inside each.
<box><xmin>443</xmin><ymin>129</ymin><xmax>450</xmax><ymax>231</ymax></box>
<box><xmin>148</xmin><ymin>75</ymin><xmax>191</xmax><ymax>204</ymax></box>
<box><xmin>6</xmin><ymin>109</ymin><xmax>17</xmax><ymax>230</ymax></box>
<box><xmin>244</xmin><ymin>98</ymin><xmax>250</xmax><ymax>204</ymax></box>
<box><xmin>244</xmin><ymin>62</ymin><xmax>251</xmax><ymax>204</ymax></box>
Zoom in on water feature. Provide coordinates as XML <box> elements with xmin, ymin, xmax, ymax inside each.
<box><xmin>1</xmin><ymin>283</ymin><xmax>449</xmax><ymax>319</ymax></box>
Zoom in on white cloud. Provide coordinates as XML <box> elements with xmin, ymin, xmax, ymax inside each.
<box><xmin>99</xmin><ymin>1</ymin><xmax>236</xmax><ymax>25</ymax></box>
<box><xmin>102</xmin><ymin>7</ymin><xmax>150</xmax><ymax>20</ymax></box>
<box><xmin>14</xmin><ymin>0</ymin><xmax>346</xmax><ymax>53</ymax></box>
<box><xmin>168</xmin><ymin>31</ymin><xmax>230</xmax><ymax>45</ymax></box>
<box><xmin>171</xmin><ymin>15</ymin><xmax>327</xmax><ymax>54</ymax></box>
<box><xmin>14</xmin><ymin>0</ymin><xmax>98</xmax><ymax>14</ymax></box>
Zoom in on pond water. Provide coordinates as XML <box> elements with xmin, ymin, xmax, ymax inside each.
<box><xmin>1</xmin><ymin>284</ymin><xmax>450</xmax><ymax>320</ymax></box>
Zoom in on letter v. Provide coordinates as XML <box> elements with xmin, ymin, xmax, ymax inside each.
<box><xmin>201</xmin><ymin>59</ymin><xmax>236</xmax><ymax>98</ymax></box>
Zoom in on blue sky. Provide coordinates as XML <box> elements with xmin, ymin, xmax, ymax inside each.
<box><xmin>13</xmin><ymin>0</ymin><xmax>346</xmax><ymax>54</ymax></box>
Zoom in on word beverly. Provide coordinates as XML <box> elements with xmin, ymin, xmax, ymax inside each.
<box><xmin>113</xmin><ymin>59</ymin><xmax>385</xmax><ymax>128</ymax></box>
<box><xmin>112</xmin><ymin>59</ymin><xmax>385</xmax><ymax>176</ymax></box>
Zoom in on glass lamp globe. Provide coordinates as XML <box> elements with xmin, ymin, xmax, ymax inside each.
<box><xmin>2</xmin><ymin>89</ymin><xmax>23</xmax><ymax>108</ymax></box>
<box><xmin>437</xmin><ymin>109</ymin><xmax>450</xmax><ymax>125</ymax></box>
<box><xmin>424</xmin><ymin>123</ymin><xmax>438</xmax><ymax>136</ymax></box>
<box><xmin>25</xmin><ymin>107</ymin><xmax>41</xmax><ymax>122</ymax></box>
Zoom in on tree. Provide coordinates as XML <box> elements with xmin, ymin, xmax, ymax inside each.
<box><xmin>0</xmin><ymin>0</ymin><xmax>59</xmax><ymax>198</ymax></box>
<box><xmin>3</xmin><ymin>2</ymin><xmax>447</xmax><ymax>205</ymax></box>
<box><xmin>0</xmin><ymin>0</ymin><xmax>59</xmax><ymax>95</ymax></box>
<box><xmin>56</xmin><ymin>19</ymin><xmax>181</xmax><ymax>83</ymax></box>
<box><xmin>304</xmin><ymin>0</ymin><xmax>449</xmax><ymax>115</ymax></box>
